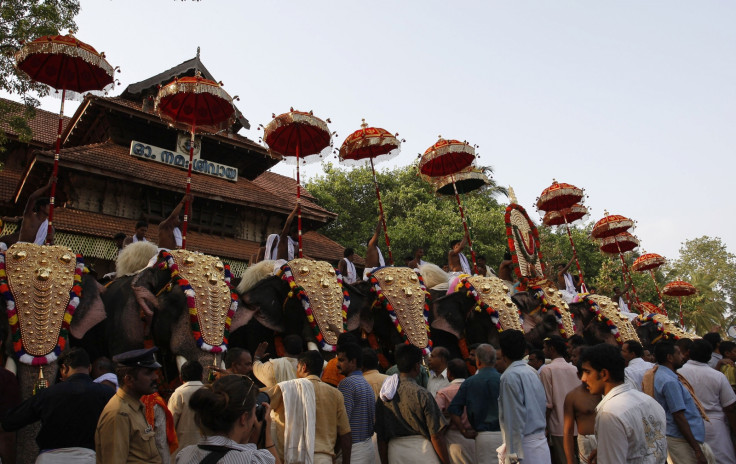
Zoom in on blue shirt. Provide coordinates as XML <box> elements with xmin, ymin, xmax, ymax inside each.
<box><xmin>448</xmin><ymin>367</ymin><xmax>501</xmax><ymax>432</ymax></box>
<box><xmin>498</xmin><ymin>360</ymin><xmax>548</xmax><ymax>459</ymax></box>
<box><xmin>338</xmin><ymin>370</ymin><xmax>375</xmax><ymax>443</ymax></box>
<box><xmin>652</xmin><ymin>365</ymin><xmax>705</xmax><ymax>442</ymax></box>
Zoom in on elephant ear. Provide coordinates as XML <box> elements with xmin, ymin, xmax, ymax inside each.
<box><xmin>240</xmin><ymin>277</ymin><xmax>286</xmax><ymax>333</ymax></box>
<box><xmin>230</xmin><ymin>303</ymin><xmax>255</xmax><ymax>333</ymax></box>
<box><xmin>431</xmin><ymin>292</ymin><xmax>472</xmax><ymax>339</ymax></box>
<box><xmin>344</xmin><ymin>281</ymin><xmax>371</xmax><ymax>333</ymax></box>
<box><xmin>69</xmin><ymin>274</ymin><xmax>107</xmax><ymax>339</ymax></box>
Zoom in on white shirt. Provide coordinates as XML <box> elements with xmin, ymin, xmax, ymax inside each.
<box><xmin>427</xmin><ymin>368</ymin><xmax>449</xmax><ymax>398</ymax></box>
<box><xmin>173</xmin><ymin>227</ymin><xmax>182</xmax><ymax>248</ymax></box>
<box><xmin>708</xmin><ymin>352</ymin><xmax>723</xmax><ymax>369</ymax></box>
<box><xmin>625</xmin><ymin>357</ymin><xmax>655</xmax><ymax>391</ymax></box>
<box><xmin>168</xmin><ymin>380</ymin><xmax>204</xmax><ymax>458</ymax></box>
<box><xmin>595</xmin><ymin>383</ymin><xmax>667</xmax><ymax>464</ymax></box>
<box><xmin>678</xmin><ymin>360</ymin><xmax>736</xmax><ymax>422</ymax></box>
<box><xmin>342</xmin><ymin>257</ymin><xmax>358</xmax><ymax>284</ymax></box>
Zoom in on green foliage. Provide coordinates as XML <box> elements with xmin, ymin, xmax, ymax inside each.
<box><xmin>664</xmin><ymin>236</ymin><xmax>736</xmax><ymax>334</ymax></box>
<box><xmin>306</xmin><ymin>163</ymin><xmax>508</xmax><ymax>266</ymax></box>
<box><xmin>0</xmin><ymin>0</ymin><xmax>80</xmax><ymax>148</ymax></box>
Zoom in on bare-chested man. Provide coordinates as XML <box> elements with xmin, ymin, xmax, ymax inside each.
<box><xmin>408</xmin><ymin>246</ymin><xmax>426</xmax><ymax>269</ymax></box>
<box><xmin>563</xmin><ymin>359</ymin><xmax>601</xmax><ymax>464</ymax></box>
<box><xmin>159</xmin><ymin>194</ymin><xmax>191</xmax><ymax>250</ymax></box>
<box><xmin>612</xmin><ymin>283</ymin><xmax>632</xmax><ymax>313</ymax></box>
<box><xmin>447</xmin><ymin>237</ymin><xmax>470</xmax><ymax>274</ymax></box>
<box><xmin>364</xmin><ymin>220</ymin><xmax>384</xmax><ymax>279</ymax></box>
<box><xmin>498</xmin><ymin>251</ymin><xmax>513</xmax><ymax>280</ymax></box>
<box><xmin>19</xmin><ymin>176</ymin><xmax>55</xmax><ymax>244</ymax></box>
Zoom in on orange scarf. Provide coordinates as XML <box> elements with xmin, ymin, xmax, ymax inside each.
<box><xmin>141</xmin><ymin>393</ymin><xmax>179</xmax><ymax>453</ymax></box>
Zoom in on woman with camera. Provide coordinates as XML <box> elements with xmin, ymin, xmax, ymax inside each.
<box><xmin>176</xmin><ymin>375</ymin><xmax>280</xmax><ymax>464</ymax></box>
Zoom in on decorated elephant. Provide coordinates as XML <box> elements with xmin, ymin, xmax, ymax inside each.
<box><xmin>567</xmin><ymin>294</ymin><xmax>641</xmax><ymax>346</ymax></box>
<box><xmin>634</xmin><ymin>313</ymin><xmax>698</xmax><ymax>346</ymax></box>
<box><xmin>0</xmin><ymin>243</ymin><xmax>106</xmax><ymax>464</ymax></box>
<box><xmin>236</xmin><ymin>259</ymin><xmax>369</xmax><ymax>356</ymax></box>
<box><xmin>103</xmin><ymin>248</ymin><xmax>252</xmax><ymax>382</ymax></box>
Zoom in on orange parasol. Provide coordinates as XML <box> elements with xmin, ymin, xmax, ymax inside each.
<box><xmin>263</xmin><ymin>109</ymin><xmax>333</xmax><ymax>258</ymax></box>
<box><xmin>155</xmin><ymin>73</ymin><xmax>236</xmax><ymax>249</ymax></box>
<box><xmin>663</xmin><ymin>280</ymin><xmax>697</xmax><ymax>327</ymax></box>
<box><xmin>419</xmin><ymin>137</ymin><xmax>479</xmax><ymax>273</ymax></box>
<box><xmin>339</xmin><ymin>120</ymin><xmax>401</xmax><ymax>265</ymax></box>
<box><xmin>632</xmin><ymin>253</ymin><xmax>668</xmax><ymax>314</ymax></box>
<box><xmin>594</xmin><ymin>213</ymin><xmax>641</xmax><ymax>308</ymax></box>
<box><xmin>14</xmin><ymin>34</ymin><xmax>117</xmax><ymax>244</ymax></box>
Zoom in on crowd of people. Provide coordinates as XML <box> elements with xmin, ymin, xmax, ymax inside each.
<box><xmin>2</xmin><ymin>327</ymin><xmax>736</xmax><ymax>464</ymax></box>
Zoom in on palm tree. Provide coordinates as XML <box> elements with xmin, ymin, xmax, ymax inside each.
<box><xmin>669</xmin><ymin>271</ymin><xmax>727</xmax><ymax>335</ymax></box>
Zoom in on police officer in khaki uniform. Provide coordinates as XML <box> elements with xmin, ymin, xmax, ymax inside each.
<box><xmin>95</xmin><ymin>347</ymin><xmax>163</xmax><ymax>464</ymax></box>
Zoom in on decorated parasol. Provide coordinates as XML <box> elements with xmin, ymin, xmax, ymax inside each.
<box><xmin>14</xmin><ymin>34</ymin><xmax>117</xmax><ymax>244</ymax></box>
<box><xmin>155</xmin><ymin>72</ymin><xmax>236</xmax><ymax>249</ymax></box>
<box><xmin>263</xmin><ymin>109</ymin><xmax>333</xmax><ymax>258</ymax></box>
<box><xmin>636</xmin><ymin>301</ymin><xmax>666</xmax><ymax>316</ymax></box>
<box><xmin>419</xmin><ymin>137</ymin><xmax>479</xmax><ymax>273</ymax></box>
<box><xmin>663</xmin><ymin>280</ymin><xmax>697</xmax><ymax>327</ymax></box>
<box><xmin>432</xmin><ymin>166</ymin><xmax>490</xmax><ymax>195</ymax></box>
<box><xmin>537</xmin><ymin>180</ymin><xmax>588</xmax><ymax>291</ymax></box>
<box><xmin>339</xmin><ymin>120</ymin><xmax>402</xmax><ymax>265</ymax></box>
<box><xmin>632</xmin><ymin>253</ymin><xmax>668</xmax><ymax>314</ymax></box>
<box><xmin>593</xmin><ymin>212</ymin><xmax>641</xmax><ymax>307</ymax></box>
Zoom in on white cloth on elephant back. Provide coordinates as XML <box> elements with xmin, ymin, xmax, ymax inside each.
<box><xmin>35</xmin><ymin>447</ymin><xmax>96</xmax><ymax>463</ymax></box>
<box><xmin>458</xmin><ymin>253</ymin><xmax>472</xmax><ymax>275</ymax></box>
<box><xmin>618</xmin><ymin>296</ymin><xmax>631</xmax><ymax>313</ymax></box>
<box><xmin>388</xmin><ymin>435</ymin><xmax>441</xmax><ymax>464</ymax></box>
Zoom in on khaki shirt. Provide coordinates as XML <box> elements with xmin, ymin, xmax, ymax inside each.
<box><xmin>363</xmin><ymin>369</ymin><xmax>388</xmax><ymax>400</ymax></box>
<box><xmin>270</xmin><ymin>375</ymin><xmax>351</xmax><ymax>458</ymax></box>
<box><xmin>95</xmin><ymin>389</ymin><xmax>162</xmax><ymax>464</ymax></box>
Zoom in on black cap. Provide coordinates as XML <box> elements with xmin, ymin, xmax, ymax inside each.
<box><xmin>112</xmin><ymin>347</ymin><xmax>161</xmax><ymax>369</ymax></box>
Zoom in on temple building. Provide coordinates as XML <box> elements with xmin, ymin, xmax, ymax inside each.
<box><xmin>0</xmin><ymin>56</ymin><xmax>355</xmax><ymax>276</ymax></box>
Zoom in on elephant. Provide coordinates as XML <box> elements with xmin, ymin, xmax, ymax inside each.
<box><xmin>634</xmin><ymin>313</ymin><xmax>698</xmax><ymax>347</ymax></box>
<box><xmin>103</xmin><ymin>249</ymin><xmax>253</xmax><ymax>383</ymax></box>
<box><xmin>567</xmin><ymin>294</ymin><xmax>641</xmax><ymax>346</ymax></box>
<box><xmin>0</xmin><ymin>244</ymin><xmax>107</xmax><ymax>464</ymax></box>
<box><xmin>235</xmin><ymin>260</ymin><xmax>370</xmax><ymax>357</ymax></box>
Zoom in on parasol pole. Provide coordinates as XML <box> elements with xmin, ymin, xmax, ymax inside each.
<box><xmin>562</xmin><ymin>212</ymin><xmax>587</xmax><ymax>293</ymax></box>
<box><xmin>46</xmin><ymin>88</ymin><xmax>66</xmax><ymax>245</ymax></box>
<box><xmin>614</xmin><ymin>236</ymin><xmax>641</xmax><ymax>308</ymax></box>
<box><xmin>370</xmin><ymin>157</ymin><xmax>393</xmax><ymax>265</ymax></box>
<box><xmin>296</xmin><ymin>144</ymin><xmax>303</xmax><ymax>258</ymax></box>
<box><xmin>451</xmin><ymin>175</ymin><xmax>478</xmax><ymax>274</ymax></box>
<box><xmin>649</xmin><ymin>270</ymin><xmax>667</xmax><ymax>315</ymax></box>
<box><xmin>679</xmin><ymin>297</ymin><xmax>684</xmax><ymax>327</ymax></box>
<box><xmin>181</xmin><ymin>123</ymin><xmax>196</xmax><ymax>250</ymax></box>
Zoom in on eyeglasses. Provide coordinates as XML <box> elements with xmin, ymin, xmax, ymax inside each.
<box><xmin>239</xmin><ymin>375</ymin><xmax>256</xmax><ymax>406</ymax></box>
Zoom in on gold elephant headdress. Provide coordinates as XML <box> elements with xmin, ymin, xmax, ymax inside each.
<box><xmin>583</xmin><ymin>294</ymin><xmax>641</xmax><ymax>345</ymax></box>
<box><xmin>636</xmin><ymin>313</ymin><xmax>698</xmax><ymax>343</ymax></box>
<box><xmin>455</xmin><ymin>275</ymin><xmax>523</xmax><ymax>331</ymax></box>
<box><xmin>368</xmin><ymin>266</ymin><xmax>431</xmax><ymax>355</ymax></box>
<box><xmin>0</xmin><ymin>243</ymin><xmax>84</xmax><ymax>365</ymax></box>
<box><xmin>528</xmin><ymin>279</ymin><xmax>576</xmax><ymax>339</ymax></box>
<box><xmin>158</xmin><ymin>250</ymin><xmax>238</xmax><ymax>353</ymax></box>
<box><xmin>279</xmin><ymin>259</ymin><xmax>348</xmax><ymax>352</ymax></box>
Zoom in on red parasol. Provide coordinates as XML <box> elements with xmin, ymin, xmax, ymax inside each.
<box><xmin>339</xmin><ymin>120</ymin><xmax>402</xmax><ymax>265</ymax></box>
<box><xmin>636</xmin><ymin>301</ymin><xmax>666</xmax><ymax>316</ymax></box>
<box><xmin>632</xmin><ymin>252</ymin><xmax>668</xmax><ymax>314</ymax></box>
<box><xmin>539</xmin><ymin>186</ymin><xmax>589</xmax><ymax>291</ymax></box>
<box><xmin>155</xmin><ymin>73</ymin><xmax>236</xmax><ymax>249</ymax></box>
<box><xmin>419</xmin><ymin>138</ymin><xmax>479</xmax><ymax>273</ymax></box>
<box><xmin>536</xmin><ymin>180</ymin><xmax>584</xmax><ymax>212</ymax></box>
<box><xmin>591</xmin><ymin>213</ymin><xmax>634</xmax><ymax>239</ymax></box>
<box><xmin>598</xmin><ymin>229</ymin><xmax>642</xmax><ymax>308</ymax></box>
<box><xmin>263</xmin><ymin>109</ymin><xmax>333</xmax><ymax>258</ymax></box>
<box><xmin>663</xmin><ymin>280</ymin><xmax>697</xmax><ymax>327</ymax></box>
<box><xmin>14</xmin><ymin>34</ymin><xmax>117</xmax><ymax>244</ymax></box>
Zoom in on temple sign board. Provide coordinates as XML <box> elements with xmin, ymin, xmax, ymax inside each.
<box><xmin>130</xmin><ymin>139</ymin><xmax>238</xmax><ymax>182</ymax></box>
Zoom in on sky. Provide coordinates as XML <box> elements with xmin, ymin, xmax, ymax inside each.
<box><xmin>14</xmin><ymin>1</ymin><xmax>736</xmax><ymax>261</ymax></box>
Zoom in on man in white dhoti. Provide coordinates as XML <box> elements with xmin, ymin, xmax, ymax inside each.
<box><xmin>375</xmin><ymin>344</ymin><xmax>449</xmax><ymax>464</ymax></box>
<box><xmin>18</xmin><ymin>176</ymin><xmax>55</xmax><ymax>245</ymax></box>
<box><xmin>678</xmin><ymin>339</ymin><xmax>736</xmax><ymax>464</ymax></box>
<box><xmin>448</xmin><ymin>238</ymin><xmax>471</xmax><ymax>275</ymax></box>
<box><xmin>612</xmin><ymin>283</ymin><xmax>633</xmax><ymax>313</ymax></box>
<box><xmin>580</xmin><ymin>343</ymin><xmax>667</xmax><ymax>464</ymax></box>
<box><xmin>555</xmin><ymin>257</ymin><xmax>577</xmax><ymax>304</ymax></box>
<box><xmin>269</xmin><ymin>351</ymin><xmax>352</xmax><ymax>464</ymax></box>
<box><xmin>338</xmin><ymin>248</ymin><xmax>359</xmax><ymax>284</ymax></box>
<box><xmin>498</xmin><ymin>330</ymin><xmax>551</xmax><ymax>464</ymax></box>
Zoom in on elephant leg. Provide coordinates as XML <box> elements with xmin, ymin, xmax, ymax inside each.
<box><xmin>16</xmin><ymin>362</ymin><xmax>59</xmax><ymax>464</ymax></box>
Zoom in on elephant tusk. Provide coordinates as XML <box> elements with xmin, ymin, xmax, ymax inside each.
<box><xmin>5</xmin><ymin>357</ymin><xmax>17</xmax><ymax>375</ymax></box>
<box><xmin>307</xmin><ymin>341</ymin><xmax>319</xmax><ymax>352</ymax></box>
<box><xmin>176</xmin><ymin>356</ymin><xmax>187</xmax><ymax>373</ymax></box>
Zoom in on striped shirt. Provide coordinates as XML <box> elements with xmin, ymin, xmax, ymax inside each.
<box><xmin>338</xmin><ymin>370</ymin><xmax>376</xmax><ymax>443</ymax></box>
<box><xmin>176</xmin><ymin>435</ymin><xmax>275</xmax><ymax>464</ymax></box>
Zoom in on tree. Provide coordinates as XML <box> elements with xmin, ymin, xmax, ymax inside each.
<box><xmin>306</xmin><ymin>163</ymin><xmax>508</xmax><ymax>266</ymax></box>
<box><xmin>664</xmin><ymin>236</ymin><xmax>736</xmax><ymax>334</ymax></box>
<box><xmin>0</xmin><ymin>0</ymin><xmax>80</xmax><ymax>148</ymax></box>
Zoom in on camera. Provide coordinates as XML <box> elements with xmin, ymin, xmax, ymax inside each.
<box><xmin>255</xmin><ymin>391</ymin><xmax>270</xmax><ymax>422</ymax></box>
